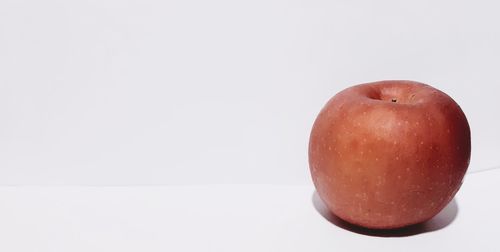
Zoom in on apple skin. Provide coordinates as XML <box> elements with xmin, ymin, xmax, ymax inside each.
<box><xmin>309</xmin><ymin>80</ymin><xmax>471</xmax><ymax>229</ymax></box>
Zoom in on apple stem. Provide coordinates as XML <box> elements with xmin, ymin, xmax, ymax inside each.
<box><xmin>391</xmin><ymin>98</ymin><xmax>397</xmax><ymax>103</ymax></box>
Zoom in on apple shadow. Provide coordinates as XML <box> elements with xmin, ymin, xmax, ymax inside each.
<box><xmin>312</xmin><ymin>191</ymin><xmax>458</xmax><ymax>237</ymax></box>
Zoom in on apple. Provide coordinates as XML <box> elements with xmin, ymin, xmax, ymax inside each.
<box><xmin>309</xmin><ymin>80</ymin><xmax>471</xmax><ymax>229</ymax></box>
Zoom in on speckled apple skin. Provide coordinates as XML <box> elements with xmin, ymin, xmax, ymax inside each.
<box><xmin>309</xmin><ymin>80</ymin><xmax>471</xmax><ymax>229</ymax></box>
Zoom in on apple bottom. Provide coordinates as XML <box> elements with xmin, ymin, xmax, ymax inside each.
<box><xmin>312</xmin><ymin>171</ymin><xmax>463</xmax><ymax>229</ymax></box>
<box><xmin>310</xmin><ymin>132</ymin><xmax>467</xmax><ymax>229</ymax></box>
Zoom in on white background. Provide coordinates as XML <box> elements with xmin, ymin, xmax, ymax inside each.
<box><xmin>1</xmin><ymin>0</ymin><xmax>499</xmax><ymax>185</ymax></box>
<box><xmin>1</xmin><ymin>2</ymin><xmax>499</xmax><ymax>251</ymax></box>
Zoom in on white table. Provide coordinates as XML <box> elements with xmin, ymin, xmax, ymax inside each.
<box><xmin>0</xmin><ymin>169</ymin><xmax>497</xmax><ymax>251</ymax></box>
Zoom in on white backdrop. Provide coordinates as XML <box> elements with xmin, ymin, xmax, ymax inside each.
<box><xmin>0</xmin><ymin>0</ymin><xmax>498</xmax><ymax>185</ymax></box>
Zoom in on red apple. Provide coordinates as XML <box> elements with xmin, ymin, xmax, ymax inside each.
<box><xmin>309</xmin><ymin>80</ymin><xmax>471</xmax><ymax>229</ymax></box>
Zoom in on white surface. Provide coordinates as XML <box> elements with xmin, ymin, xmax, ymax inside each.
<box><xmin>0</xmin><ymin>169</ymin><xmax>498</xmax><ymax>251</ymax></box>
<box><xmin>1</xmin><ymin>0</ymin><xmax>500</xmax><ymax>185</ymax></box>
